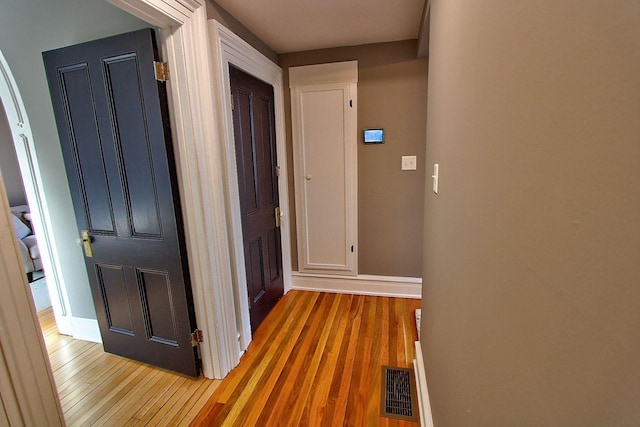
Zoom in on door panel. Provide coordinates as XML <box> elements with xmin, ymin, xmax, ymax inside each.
<box><xmin>230</xmin><ymin>66</ymin><xmax>283</xmax><ymax>333</ymax></box>
<box><xmin>96</xmin><ymin>264</ymin><xmax>133</xmax><ymax>334</ymax></box>
<box><xmin>43</xmin><ymin>29</ymin><xmax>198</xmax><ymax>377</ymax></box>
<box><xmin>60</xmin><ymin>64</ymin><xmax>117</xmax><ymax>234</ymax></box>
<box><xmin>267</xmin><ymin>230</ymin><xmax>281</xmax><ymax>281</ymax></box>
<box><xmin>301</xmin><ymin>88</ymin><xmax>348</xmax><ymax>267</ymax></box>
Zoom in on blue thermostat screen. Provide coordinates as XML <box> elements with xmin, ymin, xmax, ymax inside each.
<box><xmin>364</xmin><ymin>128</ymin><xmax>384</xmax><ymax>144</ymax></box>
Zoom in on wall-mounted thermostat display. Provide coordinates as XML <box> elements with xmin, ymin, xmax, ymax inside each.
<box><xmin>363</xmin><ymin>128</ymin><xmax>384</xmax><ymax>144</ymax></box>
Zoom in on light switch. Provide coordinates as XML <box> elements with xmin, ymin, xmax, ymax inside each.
<box><xmin>432</xmin><ymin>163</ymin><xmax>439</xmax><ymax>194</ymax></box>
<box><xmin>401</xmin><ymin>155</ymin><xmax>417</xmax><ymax>171</ymax></box>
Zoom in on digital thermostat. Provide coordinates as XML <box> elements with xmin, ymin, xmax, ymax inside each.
<box><xmin>363</xmin><ymin>128</ymin><xmax>384</xmax><ymax>144</ymax></box>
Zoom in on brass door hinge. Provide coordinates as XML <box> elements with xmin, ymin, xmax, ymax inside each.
<box><xmin>191</xmin><ymin>329</ymin><xmax>203</xmax><ymax>347</ymax></box>
<box><xmin>154</xmin><ymin>61</ymin><xmax>170</xmax><ymax>81</ymax></box>
<box><xmin>275</xmin><ymin>207</ymin><xmax>281</xmax><ymax>228</ymax></box>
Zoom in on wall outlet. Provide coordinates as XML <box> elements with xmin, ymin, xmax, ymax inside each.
<box><xmin>401</xmin><ymin>155</ymin><xmax>417</xmax><ymax>170</ymax></box>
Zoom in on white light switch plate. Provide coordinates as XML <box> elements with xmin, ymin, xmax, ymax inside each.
<box><xmin>401</xmin><ymin>155</ymin><xmax>417</xmax><ymax>170</ymax></box>
<box><xmin>432</xmin><ymin>163</ymin><xmax>439</xmax><ymax>193</ymax></box>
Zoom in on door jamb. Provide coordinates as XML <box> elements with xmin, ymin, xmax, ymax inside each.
<box><xmin>208</xmin><ymin>20</ymin><xmax>292</xmax><ymax>352</ymax></box>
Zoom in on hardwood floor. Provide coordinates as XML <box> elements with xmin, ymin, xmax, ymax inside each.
<box><xmin>191</xmin><ymin>290</ymin><xmax>421</xmax><ymax>426</ymax></box>
<box><xmin>38</xmin><ymin>290</ymin><xmax>421</xmax><ymax>426</ymax></box>
<box><xmin>38</xmin><ymin>307</ymin><xmax>220</xmax><ymax>426</ymax></box>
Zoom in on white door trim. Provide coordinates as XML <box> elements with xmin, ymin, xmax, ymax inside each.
<box><xmin>108</xmin><ymin>0</ymin><xmax>240</xmax><ymax>379</ymax></box>
<box><xmin>208</xmin><ymin>20</ymin><xmax>292</xmax><ymax>353</ymax></box>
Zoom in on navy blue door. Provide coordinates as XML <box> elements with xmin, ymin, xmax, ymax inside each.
<box><xmin>230</xmin><ymin>66</ymin><xmax>284</xmax><ymax>332</ymax></box>
<box><xmin>43</xmin><ymin>29</ymin><xmax>198</xmax><ymax>376</ymax></box>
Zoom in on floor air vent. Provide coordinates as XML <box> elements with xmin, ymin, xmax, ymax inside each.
<box><xmin>381</xmin><ymin>366</ymin><xmax>420</xmax><ymax>422</ymax></box>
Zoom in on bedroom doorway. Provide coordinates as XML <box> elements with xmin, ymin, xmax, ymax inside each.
<box><xmin>0</xmin><ymin>50</ymin><xmax>72</xmax><ymax>335</ymax></box>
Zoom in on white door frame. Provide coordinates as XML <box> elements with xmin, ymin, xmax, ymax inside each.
<box><xmin>208</xmin><ymin>20</ymin><xmax>292</xmax><ymax>353</ymax></box>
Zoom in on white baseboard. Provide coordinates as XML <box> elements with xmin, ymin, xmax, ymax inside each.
<box><xmin>291</xmin><ymin>272</ymin><xmax>422</xmax><ymax>298</ymax></box>
<box><xmin>414</xmin><ymin>341</ymin><xmax>434</xmax><ymax>427</ymax></box>
<box><xmin>71</xmin><ymin>317</ymin><xmax>102</xmax><ymax>344</ymax></box>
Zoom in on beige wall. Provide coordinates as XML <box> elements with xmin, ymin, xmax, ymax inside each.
<box><xmin>280</xmin><ymin>41</ymin><xmax>428</xmax><ymax>277</ymax></box>
<box><xmin>421</xmin><ymin>0</ymin><xmax>640</xmax><ymax>425</ymax></box>
<box><xmin>206</xmin><ymin>0</ymin><xmax>277</xmax><ymax>63</ymax></box>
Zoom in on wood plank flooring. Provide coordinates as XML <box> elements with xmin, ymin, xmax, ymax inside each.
<box><xmin>191</xmin><ymin>290</ymin><xmax>421</xmax><ymax>426</ymax></box>
<box><xmin>38</xmin><ymin>307</ymin><xmax>220</xmax><ymax>426</ymax></box>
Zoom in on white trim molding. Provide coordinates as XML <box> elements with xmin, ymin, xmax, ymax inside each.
<box><xmin>108</xmin><ymin>0</ymin><xmax>199</xmax><ymax>27</ymax></box>
<box><xmin>209</xmin><ymin>20</ymin><xmax>292</xmax><ymax>353</ymax></box>
<box><xmin>160</xmin><ymin>7</ymin><xmax>238</xmax><ymax>379</ymax></box>
<box><xmin>414</xmin><ymin>341</ymin><xmax>435</xmax><ymax>427</ymax></box>
<box><xmin>292</xmin><ymin>272</ymin><xmax>422</xmax><ymax>299</ymax></box>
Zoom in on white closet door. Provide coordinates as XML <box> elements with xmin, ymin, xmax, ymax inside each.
<box><xmin>290</xmin><ymin>61</ymin><xmax>357</xmax><ymax>275</ymax></box>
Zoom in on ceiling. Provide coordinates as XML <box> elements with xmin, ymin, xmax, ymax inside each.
<box><xmin>214</xmin><ymin>0</ymin><xmax>427</xmax><ymax>54</ymax></box>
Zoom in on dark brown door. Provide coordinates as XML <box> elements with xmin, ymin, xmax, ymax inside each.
<box><xmin>229</xmin><ymin>66</ymin><xmax>284</xmax><ymax>333</ymax></box>
<box><xmin>43</xmin><ymin>29</ymin><xmax>198</xmax><ymax>376</ymax></box>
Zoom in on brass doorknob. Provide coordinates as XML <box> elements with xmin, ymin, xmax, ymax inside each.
<box><xmin>80</xmin><ymin>230</ymin><xmax>93</xmax><ymax>258</ymax></box>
